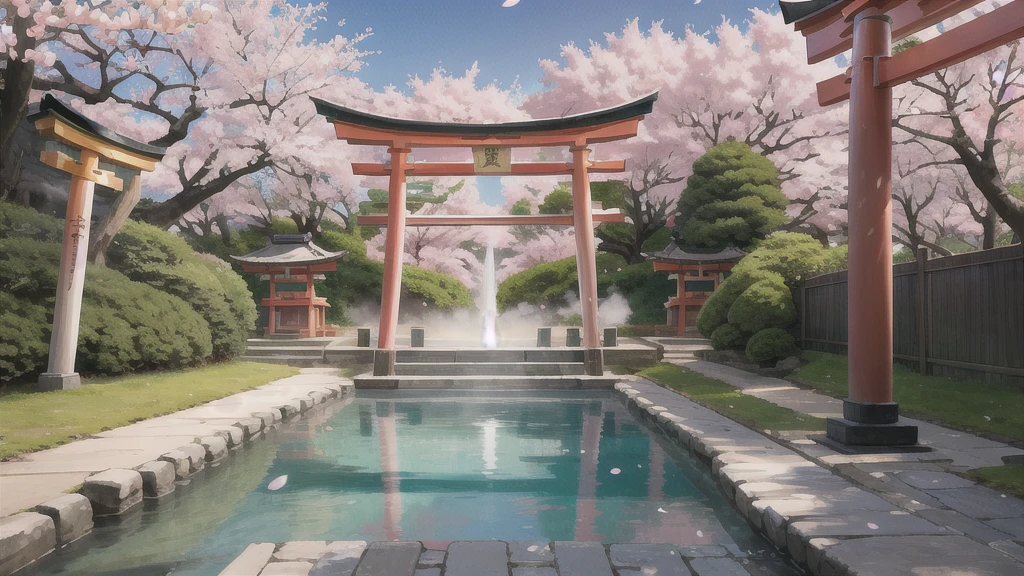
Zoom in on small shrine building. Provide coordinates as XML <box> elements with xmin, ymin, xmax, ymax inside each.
<box><xmin>648</xmin><ymin>243</ymin><xmax>745</xmax><ymax>336</ymax></box>
<box><xmin>232</xmin><ymin>233</ymin><xmax>346</xmax><ymax>337</ymax></box>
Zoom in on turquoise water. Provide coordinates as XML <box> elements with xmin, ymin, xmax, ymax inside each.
<box><xmin>24</xmin><ymin>391</ymin><xmax>786</xmax><ymax>575</ymax></box>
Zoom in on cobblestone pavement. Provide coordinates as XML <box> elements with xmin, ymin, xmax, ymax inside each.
<box><xmin>220</xmin><ymin>540</ymin><xmax>769</xmax><ymax>576</ymax></box>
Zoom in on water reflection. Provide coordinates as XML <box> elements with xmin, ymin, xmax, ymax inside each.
<box><xmin>22</xmin><ymin>392</ymin><xmax>778</xmax><ymax>576</ymax></box>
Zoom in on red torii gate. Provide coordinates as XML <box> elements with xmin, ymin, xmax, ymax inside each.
<box><xmin>781</xmin><ymin>0</ymin><xmax>1024</xmax><ymax>446</ymax></box>
<box><xmin>312</xmin><ymin>94</ymin><xmax>657</xmax><ymax>376</ymax></box>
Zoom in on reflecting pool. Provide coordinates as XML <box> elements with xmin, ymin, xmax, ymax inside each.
<box><xmin>23</xmin><ymin>391</ymin><xmax>791</xmax><ymax>575</ymax></box>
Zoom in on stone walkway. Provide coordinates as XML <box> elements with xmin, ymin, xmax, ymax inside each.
<box><xmin>651</xmin><ymin>340</ymin><xmax>1024</xmax><ymax>570</ymax></box>
<box><xmin>222</xmin><ymin>540</ymin><xmax>756</xmax><ymax>576</ymax></box>
<box><xmin>0</xmin><ymin>368</ymin><xmax>351</xmax><ymax>516</ymax></box>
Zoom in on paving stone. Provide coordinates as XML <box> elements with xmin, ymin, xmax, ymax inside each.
<box><xmin>553</xmin><ymin>541</ymin><xmax>613</xmax><ymax>576</ymax></box>
<box><xmin>820</xmin><ymin>535</ymin><xmax>1024</xmax><ymax>575</ymax></box>
<box><xmin>219</xmin><ymin>542</ymin><xmax>275</xmax><ymax>576</ymax></box>
<box><xmin>137</xmin><ymin>460</ymin><xmax>176</xmax><ymax>499</ymax></box>
<box><xmin>508</xmin><ymin>540</ymin><xmax>553</xmax><ymax>564</ymax></box>
<box><xmin>417</xmin><ymin>549</ymin><xmax>445</xmax><ymax>567</ymax></box>
<box><xmin>216</xmin><ymin>426</ymin><xmax>245</xmax><ymax>448</ymax></box>
<box><xmin>984</xmin><ymin>517</ymin><xmax>1024</xmax><ymax>539</ymax></box>
<box><xmin>678</xmin><ymin>545</ymin><xmax>730</xmax><ymax>558</ymax></box>
<box><xmin>990</xmin><ymin>539</ymin><xmax>1024</xmax><ymax>564</ymax></box>
<box><xmin>34</xmin><ymin>493</ymin><xmax>93</xmax><ymax>546</ymax></box>
<box><xmin>805</xmin><ymin>538</ymin><xmax>839</xmax><ymax>575</ymax></box>
<box><xmin>178</xmin><ymin>443</ymin><xmax>208</xmax><ymax>473</ymax></box>
<box><xmin>277</xmin><ymin>402</ymin><xmax>301</xmax><ymax>420</ymax></box>
<box><xmin>309</xmin><ymin>391</ymin><xmax>327</xmax><ymax>404</ymax></box>
<box><xmin>353</xmin><ymin>541</ymin><xmax>421</xmax><ymax>576</ymax></box>
<box><xmin>261</xmin><ymin>561</ymin><xmax>313</xmax><ymax>575</ymax></box>
<box><xmin>413</xmin><ymin>569</ymin><xmax>441</xmax><ymax>576</ymax></box>
<box><xmin>689</xmin><ymin>557</ymin><xmax>749</xmax><ymax>576</ymax></box>
<box><xmin>235</xmin><ymin>417</ymin><xmax>265</xmax><ymax>440</ymax></box>
<box><xmin>608</xmin><ymin>543</ymin><xmax>689</xmax><ymax>575</ymax></box>
<box><xmin>252</xmin><ymin>411</ymin><xmax>279</xmax><ymax>429</ymax></box>
<box><xmin>895</xmin><ymin>470</ymin><xmax>975</xmax><ymax>490</ymax></box>
<box><xmin>158</xmin><ymin>448</ymin><xmax>192</xmax><ymax>479</ymax></box>
<box><xmin>930</xmin><ymin>485</ymin><xmax>1024</xmax><ymax>519</ymax></box>
<box><xmin>275</xmin><ymin>541</ymin><xmax>330</xmax><ymax>561</ymax></box>
<box><xmin>196</xmin><ymin>435</ymin><xmax>228</xmax><ymax>462</ymax></box>
<box><xmin>81</xmin><ymin>468</ymin><xmax>143</xmax><ymax>516</ymax></box>
<box><xmin>0</xmin><ymin>512</ymin><xmax>56</xmax><ymax>576</ymax></box>
<box><xmin>295</xmin><ymin>397</ymin><xmax>314</xmax><ymax>412</ymax></box>
<box><xmin>512</xmin><ymin>568</ymin><xmax>557</xmax><ymax>576</ymax></box>
<box><xmin>310</xmin><ymin>553</ymin><xmax>359</xmax><ymax>576</ymax></box>
<box><xmin>917</xmin><ymin>508</ymin><xmax>1016</xmax><ymax>543</ymax></box>
<box><xmin>445</xmin><ymin>541</ymin><xmax>508</xmax><ymax>576</ymax></box>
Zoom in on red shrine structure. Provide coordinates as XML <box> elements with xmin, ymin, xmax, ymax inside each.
<box><xmin>233</xmin><ymin>233</ymin><xmax>346</xmax><ymax>338</ymax></box>
<box><xmin>648</xmin><ymin>244</ymin><xmax>745</xmax><ymax>336</ymax></box>
<box><xmin>312</xmin><ymin>93</ymin><xmax>656</xmax><ymax>376</ymax></box>
<box><xmin>780</xmin><ymin>0</ymin><xmax>1024</xmax><ymax>446</ymax></box>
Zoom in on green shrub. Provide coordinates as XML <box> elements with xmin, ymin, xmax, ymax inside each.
<box><xmin>497</xmin><ymin>257</ymin><xmax>579</xmax><ymax>311</ymax></box>
<box><xmin>599</xmin><ymin>262</ymin><xmax>676</xmax><ymax>325</ymax></box>
<box><xmin>695</xmin><ymin>269</ymin><xmax>763</xmax><ymax>337</ymax></box>
<box><xmin>0</xmin><ymin>293</ymin><xmax>49</xmax><ymax>381</ymax></box>
<box><xmin>727</xmin><ymin>274</ymin><xmax>796</xmax><ymax>334</ymax></box>
<box><xmin>745</xmin><ymin>327</ymin><xmax>798</xmax><ymax>362</ymax></box>
<box><xmin>731</xmin><ymin>231</ymin><xmax>842</xmax><ymax>287</ymax></box>
<box><xmin>107</xmin><ymin>220</ymin><xmax>255</xmax><ymax>358</ymax></box>
<box><xmin>0</xmin><ymin>236</ymin><xmax>213</xmax><ymax>381</ymax></box>
<box><xmin>0</xmin><ymin>202</ymin><xmax>64</xmax><ymax>242</ymax></box>
<box><xmin>710</xmin><ymin>323</ymin><xmax>746</xmax><ymax>350</ymax></box>
<box><xmin>674</xmin><ymin>142</ymin><xmax>789</xmax><ymax>250</ymax></box>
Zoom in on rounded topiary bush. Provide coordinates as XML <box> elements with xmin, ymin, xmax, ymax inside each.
<box><xmin>727</xmin><ymin>272</ymin><xmax>796</xmax><ymax>334</ymax></box>
<box><xmin>696</xmin><ymin>269</ymin><xmax>767</xmax><ymax>337</ymax></box>
<box><xmin>745</xmin><ymin>327</ymin><xmax>798</xmax><ymax>362</ymax></box>
<box><xmin>710</xmin><ymin>323</ymin><xmax>746</xmax><ymax>350</ymax></box>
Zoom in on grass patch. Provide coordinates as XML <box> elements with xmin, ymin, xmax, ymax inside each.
<box><xmin>0</xmin><ymin>361</ymin><xmax>298</xmax><ymax>459</ymax></box>
<box><xmin>965</xmin><ymin>465</ymin><xmax>1024</xmax><ymax>499</ymax></box>
<box><xmin>636</xmin><ymin>363</ymin><xmax>825</xmax><ymax>432</ymax></box>
<box><xmin>791</xmin><ymin>351</ymin><xmax>1024</xmax><ymax>442</ymax></box>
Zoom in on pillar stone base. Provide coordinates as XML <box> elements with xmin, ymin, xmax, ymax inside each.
<box><xmin>584</xmin><ymin>348</ymin><xmax>604</xmax><ymax>377</ymax></box>
<box><xmin>826</xmin><ymin>399</ymin><xmax>918</xmax><ymax>446</ymax></box>
<box><xmin>38</xmin><ymin>372</ymin><xmax>81</xmax><ymax>391</ymax></box>
<box><xmin>373</xmin><ymin>350</ymin><xmax>396</xmax><ymax>376</ymax></box>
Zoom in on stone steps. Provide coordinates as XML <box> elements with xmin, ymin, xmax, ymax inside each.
<box><xmin>394</xmin><ymin>362</ymin><xmax>586</xmax><ymax>376</ymax></box>
<box><xmin>240</xmin><ymin>355</ymin><xmax>323</xmax><ymax>367</ymax></box>
<box><xmin>395</xmin><ymin>348</ymin><xmax>585</xmax><ymax>363</ymax></box>
<box><xmin>244</xmin><ymin>346</ymin><xmax>325</xmax><ymax>358</ymax></box>
<box><xmin>246</xmin><ymin>338</ymin><xmax>336</xmax><ymax>348</ymax></box>
<box><xmin>353</xmin><ymin>374</ymin><xmax>617</xmax><ymax>389</ymax></box>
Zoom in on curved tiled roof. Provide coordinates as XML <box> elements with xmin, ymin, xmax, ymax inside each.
<box><xmin>231</xmin><ymin>234</ymin><xmax>347</xmax><ymax>266</ymax></box>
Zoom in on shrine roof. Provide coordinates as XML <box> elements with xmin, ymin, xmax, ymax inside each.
<box><xmin>28</xmin><ymin>94</ymin><xmax>166</xmax><ymax>160</ymax></box>
<box><xmin>646</xmin><ymin>242</ymin><xmax>746</xmax><ymax>264</ymax></box>
<box><xmin>231</xmin><ymin>233</ymin><xmax>347</xmax><ymax>266</ymax></box>
<box><xmin>778</xmin><ymin>0</ymin><xmax>843</xmax><ymax>25</ymax></box>
<box><xmin>311</xmin><ymin>92</ymin><xmax>658</xmax><ymax>135</ymax></box>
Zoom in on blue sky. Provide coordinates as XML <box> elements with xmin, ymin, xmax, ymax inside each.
<box><xmin>308</xmin><ymin>0</ymin><xmax>781</xmax><ymax>94</ymax></box>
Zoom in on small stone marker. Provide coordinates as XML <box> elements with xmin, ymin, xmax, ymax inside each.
<box><xmin>565</xmin><ymin>328</ymin><xmax>582</xmax><ymax>347</ymax></box>
<box><xmin>34</xmin><ymin>494</ymin><xmax>92</xmax><ymax>547</ymax></box>
<box><xmin>603</xmin><ymin>327</ymin><xmax>617</xmax><ymax>347</ymax></box>
<box><xmin>0</xmin><ymin>512</ymin><xmax>56</xmax><ymax>576</ymax></box>
<box><xmin>411</xmin><ymin>327</ymin><xmax>425</xmax><ymax>347</ymax></box>
<box><xmin>537</xmin><ymin>327</ymin><xmax>552</xmax><ymax>347</ymax></box>
<box><xmin>81</xmin><ymin>469</ymin><xmax>143</xmax><ymax>516</ymax></box>
<box><xmin>137</xmin><ymin>460</ymin><xmax>176</xmax><ymax>499</ymax></box>
<box><xmin>357</xmin><ymin>327</ymin><xmax>371</xmax><ymax>347</ymax></box>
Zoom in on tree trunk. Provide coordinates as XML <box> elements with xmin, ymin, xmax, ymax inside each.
<box><xmin>213</xmin><ymin>214</ymin><xmax>232</xmax><ymax>245</ymax></box>
<box><xmin>89</xmin><ymin>175</ymin><xmax>142</xmax><ymax>266</ymax></box>
<box><xmin>981</xmin><ymin>203</ymin><xmax>999</xmax><ymax>250</ymax></box>
<box><xmin>954</xmin><ymin>146</ymin><xmax>1024</xmax><ymax>242</ymax></box>
<box><xmin>0</xmin><ymin>16</ymin><xmax>37</xmax><ymax>199</ymax></box>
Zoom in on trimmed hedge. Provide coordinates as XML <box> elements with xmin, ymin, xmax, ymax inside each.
<box><xmin>727</xmin><ymin>275</ymin><xmax>796</xmax><ymax>334</ymax></box>
<box><xmin>106</xmin><ymin>220</ymin><xmax>256</xmax><ymax>359</ymax></box>
<box><xmin>710</xmin><ymin>323</ymin><xmax>747</xmax><ymax>350</ymax></box>
<box><xmin>746</xmin><ymin>328</ymin><xmax>798</xmax><ymax>362</ymax></box>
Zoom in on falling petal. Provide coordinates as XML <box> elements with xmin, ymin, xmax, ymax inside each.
<box><xmin>324</xmin><ymin>426</ymin><xmax>333</xmax><ymax>431</ymax></box>
<box><xmin>267</xmin><ymin>475</ymin><xmax>288</xmax><ymax>491</ymax></box>
<box><xmin>610</xmin><ymin>468</ymin><xmax>621</xmax><ymax>475</ymax></box>
<box><xmin>984</xmin><ymin>415</ymin><xmax>991</xmax><ymax>421</ymax></box>
<box><xmin>580</xmin><ymin>450</ymin><xmax>585</xmax><ymax>454</ymax></box>
<box><xmin>696</xmin><ymin>530</ymin><xmax>704</xmax><ymax>537</ymax></box>
<box><xmin>527</xmin><ymin>545</ymin><xmax>539</xmax><ymax>552</ymax></box>
<box><xmin>867</xmin><ymin>523</ymin><xmax>879</xmax><ymax>530</ymax></box>
<box><xmin>657</xmin><ymin>507</ymin><xmax>668</xmax><ymax>513</ymax></box>
<box><xmin>637</xmin><ymin>464</ymin><xmax>642</xmax><ymax>468</ymax></box>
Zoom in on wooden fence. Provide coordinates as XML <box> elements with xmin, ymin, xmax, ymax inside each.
<box><xmin>797</xmin><ymin>244</ymin><xmax>1024</xmax><ymax>384</ymax></box>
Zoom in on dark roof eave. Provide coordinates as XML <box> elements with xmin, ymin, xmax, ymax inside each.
<box><xmin>27</xmin><ymin>94</ymin><xmax>167</xmax><ymax>160</ymax></box>
<box><xmin>311</xmin><ymin>92</ymin><xmax>658</xmax><ymax>135</ymax></box>
<box><xmin>230</xmin><ymin>251</ymin><xmax>348</xmax><ymax>267</ymax></box>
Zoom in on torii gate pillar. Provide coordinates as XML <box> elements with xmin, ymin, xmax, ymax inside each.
<box><xmin>571</xmin><ymin>146</ymin><xmax>604</xmax><ymax>375</ymax></box>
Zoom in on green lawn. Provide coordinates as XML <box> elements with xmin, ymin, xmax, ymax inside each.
<box><xmin>636</xmin><ymin>363</ymin><xmax>825</xmax><ymax>433</ymax></box>
<box><xmin>0</xmin><ymin>362</ymin><xmax>298</xmax><ymax>459</ymax></box>
<box><xmin>791</xmin><ymin>351</ymin><xmax>1024</xmax><ymax>443</ymax></box>
<box><xmin>965</xmin><ymin>464</ymin><xmax>1024</xmax><ymax>500</ymax></box>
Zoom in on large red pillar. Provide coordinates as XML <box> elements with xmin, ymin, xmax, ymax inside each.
<box><xmin>571</xmin><ymin>146</ymin><xmax>603</xmax><ymax>375</ymax></box>
<box><xmin>827</xmin><ymin>9</ymin><xmax>916</xmax><ymax>446</ymax></box>
<box><xmin>376</xmin><ymin>147</ymin><xmax>409</xmax><ymax>374</ymax></box>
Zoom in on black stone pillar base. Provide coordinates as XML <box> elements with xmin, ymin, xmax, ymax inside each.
<box><xmin>584</xmin><ymin>348</ymin><xmax>604</xmax><ymax>376</ymax></box>
<box><xmin>825</xmin><ymin>398</ymin><xmax>919</xmax><ymax>446</ymax></box>
<box><xmin>372</xmin><ymin>350</ymin><xmax>395</xmax><ymax>376</ymax></box>
<box><xmin>38</xmin><ymin>372</ymin><xmax>81</xmax><ymax>391</ymax></box>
